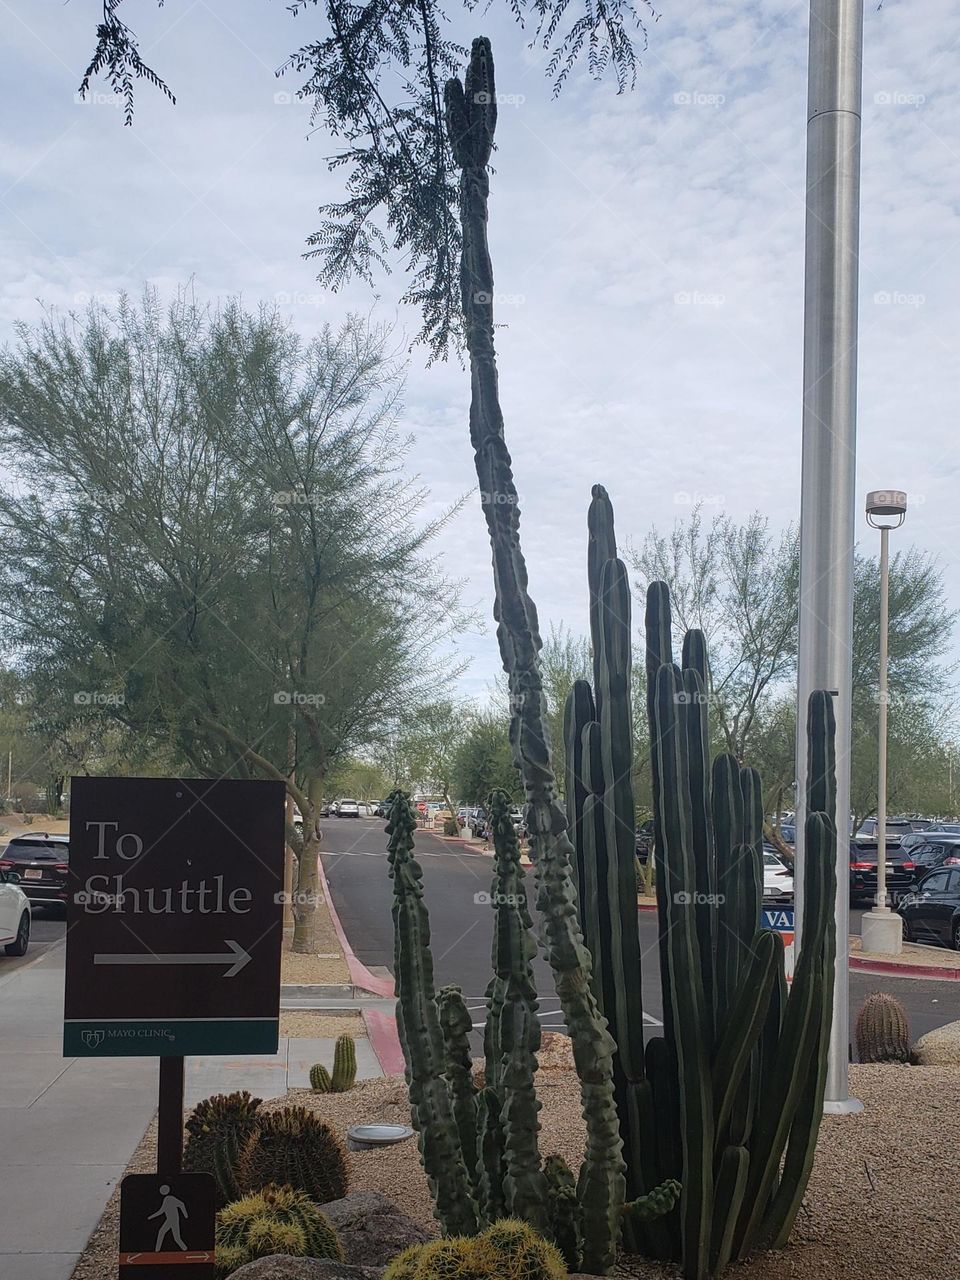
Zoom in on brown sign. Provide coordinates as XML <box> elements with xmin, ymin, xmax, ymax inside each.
<box><xmin>119</xmin><ymin>1173</ymin><xmax>216</xmax><ymax>1278</ymax></box>
<box><xmin>64</xmin><ymin>776</ymin><xmax>285</xmax><ymax>1056</ymax></box>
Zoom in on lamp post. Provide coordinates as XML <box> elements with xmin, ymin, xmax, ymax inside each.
<box><xmin>860</xmin><ymin>489</ymin><xmax>907</xmax><ymax>955</ymax></box>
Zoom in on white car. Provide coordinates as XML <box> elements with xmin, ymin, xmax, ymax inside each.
<box><xmin>762</xmin><ymin>849</ymin><xmax>794</xmax><ymax>901</ymax></box>
<box><xmin>0</xmin><ymin>868</ymin><xmax>31</xmax><ymax>956</ymax></box>
<box><xmin>336</xmin><ymin>798</ymin><xmax>360</xmax><ymax>818</ymax></box>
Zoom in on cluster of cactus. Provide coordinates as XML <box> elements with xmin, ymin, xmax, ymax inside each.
<box><xmin>237</xmin><ymin>1106</ymin><xmax>348</xmax><ymax>1204</ymax></box>
<box><xmin>387</xmin><ymin>783</ymin><xmax>678</xmax><ymax>1272</ymax></box>
<box><xmin>310</xmin><ymin>1034</ymin><xmax>358</xmax><ymax>1092</ymax></box>
<box><xmin>215</xmin><ymin>1183</ymin><xmax>342</xmax><ymax>1276</ymax></box>
<box><xmin>383</xmin><ymin>1218</ymin><xmax>567</xmax><ymax>1280</ymax></box>
<box><xmin>855</xmin><ymin>992</ymin><xmax>911</xmax><ymax>1063</ymax></box>
<box><xmin>182</xmin><ymin>1094</ymin><xmax>348</xmax><ymax>1208</ymax></box>
<box><xmin>561</xmin><ymin>488</ymin><xmax>838</xmax><ymax>1277</ymax></box>
<box><xmin>183</xmin><ymin>1091</ymin><xmax>263</xmax><ymax>1207</ymax></box>
<box><xmin>387</xmin><ymin>35</ymin><xmax>839</xmax><ymax>1280</ymax></box>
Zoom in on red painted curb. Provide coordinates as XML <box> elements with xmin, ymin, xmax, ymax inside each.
<box><xmin>363</xmin><ymin>1008</ymin><xmax>406</xmax><ymax>1077</ymax></box>
<box><xmin>638</xmin><ymin>900</ymin><xmax>658</xmax><ymax>912</ymax></box>
<box><xmin>849</xmin><ymin>954</ymin><xmax>960</xmax><ymax>981</ymax></box>
<box><xmin>316</xmin><ymin>854</ymin><xmax>394</xmax><ymax>998</ymax></box>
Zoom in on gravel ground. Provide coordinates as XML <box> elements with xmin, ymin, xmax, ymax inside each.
<box><xmin>280</xmin><ymin>906</ymin><xmax>351</xmax><ymax>985</ymax></box>
<box><xmin>70</xmin><ymin>1063</ymin><xmax>960</xmax><ymax>1279</ymax></box>
<box><xmin>278</xmin><ymin>1010</ymin><xmax>367</xmax><ymax>1038</ymax></box>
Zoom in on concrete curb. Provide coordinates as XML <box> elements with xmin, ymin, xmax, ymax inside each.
<box><xmin>848</xmin><ymin>954</ymin><xmax>960</xmax><ymax>981</ymax></box>
<box><xmin>316</xmin><ymin>854</ymin><xmax>394</xmax><ymax>998</ymax></box>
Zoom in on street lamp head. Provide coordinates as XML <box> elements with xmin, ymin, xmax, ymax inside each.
<box><xmin>865</xmin><ymin>489</ymin><xmax>907</xmax><ymax>529</ymax></box>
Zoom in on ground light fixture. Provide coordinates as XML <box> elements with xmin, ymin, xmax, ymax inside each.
<box><xmin>346</xmin><ymin>1123</ymin><xmax>414</xmax><ymax>1151</ymax></box>
<box><xmin>860</xmin><ymin>489</ymin><xmax>908</xmax><ymax>956</ymax></box>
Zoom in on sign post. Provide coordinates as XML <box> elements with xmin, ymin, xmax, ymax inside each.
<box><xmin>64</xmin><ymin>776</ymin><xmax>286</xmax><ymax>1275</ymax></box>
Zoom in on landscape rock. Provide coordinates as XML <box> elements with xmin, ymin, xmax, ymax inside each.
<box><xmin>320</xmin><ymin>1191</ymin><xmax>430</xmax><ymax>1266</ymax></box>
<box><xmin>228</xmin><ymin>1258</ymin><xmax>382</xmax><ymax>1280</ymax></box>
<box><xmin>913</xmin><ymin>1018</ymin><xmax>960</xmax><ymax>1065</ymax></box>
<box><xmin>537</xmin><ymin>1030</ymin><xmax>575</xmax><ymax>1070</ymax></box>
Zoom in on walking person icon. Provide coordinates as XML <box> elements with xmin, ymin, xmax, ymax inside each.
<box><xmin>148</xmin><ymin>1184</ymin><xmax>188</xmax><ymax>1251</ymax></box>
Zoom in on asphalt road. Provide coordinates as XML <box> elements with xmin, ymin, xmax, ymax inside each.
<box><xmin>321</xmin><ymin>817</ymin><xmax>960</xmax><ymax>1051</ymax></box>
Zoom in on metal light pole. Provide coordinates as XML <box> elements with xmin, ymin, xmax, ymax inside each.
<box><xmin>860</xmin><ymin>491</ymin><xmax>907</xmax><ymax>954</ymax></box>
<box><xmin>794</xmin><ymin>0</ymin><xmax>865</xmax><ymax>1116</ymax></box>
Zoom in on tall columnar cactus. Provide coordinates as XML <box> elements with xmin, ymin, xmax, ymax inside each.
<box><xmin>389</xmin><ymin>34</ymin><xmax>838</xmax><ymax>1280</ymax></box>
<box><xmin>855</xmin><ymin>992</ymin><xmax>911</xmax><ymax>1063</ymax></box>
<box><xmin>444</xmin><ymin>37</ymin><xmax>625</xmax><ymax>1274</ymax></box>
<box><xmin>635</xmin><ymin>586</ymin><xmax>837</xmax><ymax>1276</ymax></box>
<box><xmin>387</xmin><ymin>792</ymin><xmax>480</xmax><ymax>1237</ymax></box>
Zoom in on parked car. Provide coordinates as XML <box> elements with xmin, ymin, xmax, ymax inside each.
<box><xmin>635</xmin><ymin>821</ymin><xmax>655</xmax><ymax>864</ymax></box>
<box><xmin>762</xmin><ymin>849</ymin><xmax>794</xmax><ymax>902</ymax></box>
<box><xmin>336</xmin><ymin>798</ymin><xmax>360</xmax><ymax>818</ymax></box>
<box><xmin>905</xmin><ymin>834</ymin><xmax>960</xmax><ymax>876</ymax></box>
<box><xmin>777</xmin><ymin>823</ymin><xmax>797</xmax><ymax>847</ymax></box>
<box><xmin>897</xmin><ymin>867</ymin><xmax>960</xmax><ymax>949</ymax></box>
<box><xmin>0</xmin><ymin>833</ymin><xmax>70</xmax><ymax>911</ymax></box>
<box><xmin>855</xmin><ymin>816</ymin><xmax>934</xmax><ymax>840</ymax></box>
<box><xmin>0</xmin><ymin>867</ymin><xmax>30</xmax><ymax>956</ymax></box>
<box><xmin>468</xmin><ymin>807</ymin><xmax>488</xmax><ymax>838</ymax></box>
<box><xmin>848</xmin><ymin>839</ymin><xmax>917</xmax><ymax>906</ymax></box>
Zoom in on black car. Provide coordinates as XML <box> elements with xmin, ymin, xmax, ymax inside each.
<box><xmin>855</xmin><ymin>816</ymin><xmax>935</xmax><ymax>840</ymax></box>
<box><xmin>907</xmin><ymin>835</ymin><xmax>960</xmax><ymax>877</ymax></box>
<box><xmin>848</xmin><ymin>839</ymin><xmax>917</xmax><ymax>905</ymax></box>
<box><xmin>897</xmin><ymin>867</ymin><xmax>960</xmax><ymax>949</ymax></box>
<box><xmin>635</xmin><ymin>820</ymin><xmax>655</xmax><ymax>864</ymax></box>
<box><xmin>0</xmin><ymin>833</ymin><xmax>70</xmax><ymax>910</ymax></box>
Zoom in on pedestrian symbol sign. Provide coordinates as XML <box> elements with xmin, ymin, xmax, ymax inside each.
<box><xmin>119</xmin><ymin>1173</ymin><xmax>216</xmax><ymax>1277</ymax></box>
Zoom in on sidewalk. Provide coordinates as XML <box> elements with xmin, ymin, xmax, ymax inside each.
<box><xmin>0</xmin><ymin>942</ymin><xmax>156</xmax><ymax>1280</ymax></box>
<box><xmin>0</xmin><ymin>943</ymin><xmax>387</xmax><ymax>1280</ymax></box>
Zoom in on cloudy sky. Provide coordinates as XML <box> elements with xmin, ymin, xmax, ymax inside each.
<box><xmin>2</xmin><ymin>0</ymin><xmax>958</xmax><ymax>703</ymax></box>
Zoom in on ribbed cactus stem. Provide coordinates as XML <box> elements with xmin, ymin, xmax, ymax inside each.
<box><xmin>445</xmin><ymin>39</ymin><xmax>623</xmax><ymax>1274</ymax></box>
<box><xmin>653</xmin><ymin>662</ymin><xmax>714</xmax><ymax>1280</ymax></box>
<box><xmin>855</xmin><ymin>992</ymin><xmax>911</xmax><ymax>1063</ymax></box>
<box><xmin>437</xmin><ymin>985</ymin><xmax>481</xmax><ymax>1189</ymax></box>
<box><xmin>331</xmin><ymin>1034</ymin><xmax>357</xmax><ymax>1092</ymax></box>
<box><xmin>310</xmin><ymin>1063</ymin><xmax>332</xmax><ymax>1093</ymax></box>
<box><xmin>486</xmin><ymin>791</ymin><xmax>548</xmax><ymax>1232</ymax></box>
<box><xmin>388</xmin><ymin>791</ymin><xmax>480</xmax><ymax>1237</ymax></box>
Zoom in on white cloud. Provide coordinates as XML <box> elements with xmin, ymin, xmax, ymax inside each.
<box><xmin>1</xmin><ymin>0</ymin><xmax>959</xmax><ymax>712</ymax></box>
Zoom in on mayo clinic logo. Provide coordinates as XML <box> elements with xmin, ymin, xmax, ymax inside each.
<box><xmin>82</xmin><ymin>1029</ymin><xmax>106</xmax><ymax>1049</ymax></box>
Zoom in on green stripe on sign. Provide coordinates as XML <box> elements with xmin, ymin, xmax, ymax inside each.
<box><xmin>64</xmin><ymin>1019</ymin><xmax>279</xmax><ymax>1057</ymax></box>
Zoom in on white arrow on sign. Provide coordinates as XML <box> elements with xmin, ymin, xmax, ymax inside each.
<box><xmin>94</xmin><ymin>939</ymin><xmax>252</xmax><ymax>978</ymax></box>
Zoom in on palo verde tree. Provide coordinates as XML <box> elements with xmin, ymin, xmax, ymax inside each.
<box><xmin>632</xmin><ymin>506</ymin><xmax>958</xmax><ymax>836</ymax></box>
<box><xmin>80</xmin><ymin>0</ymin><xmax>657</xmax><ymax>357</ymax></box>
<box><xmin>0</xmin><ymin>292</ymin><xmax>465</xmax><ymax>949</ymax></box>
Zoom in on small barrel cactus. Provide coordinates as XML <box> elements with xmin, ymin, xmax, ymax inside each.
<box><xmin>183</xmin><ymin>1091</ymin><xmax>263</xmax><ymax>1208</ymax></box>
<box><xmin>332</xmin><ymin>1033</ymin><xmax>358</xmax><ymax>1091</ymax></box>
<box><xmin>855</xmin><ymin>991</ymin><xmax>911</xmax><ymax>1063</ymax></box>
<box><xmin>310</xmin><ymin>1063</ymin><xmax>333</xmax><ymax>1093</ymax></box>
<box><xmin>215</xmin><ymin>1183</ymin><xmax>342</xmax><ymax>1276</ymax></box>
<box><xmin>238</xmin><ymin>1106</ymin><xmax>349</xmax><ymax>1203</ymax></box>
<box><xmin>383</xmin><ymin>1220</ymin><xmax>566</xmax><ymax>1280</ymax></box>
<box><xmin>475</xmin><ymin>1218</ymin><xmax>568</xmax><ymax>1279</ymax></box>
